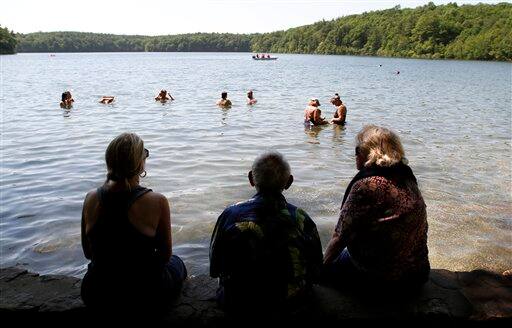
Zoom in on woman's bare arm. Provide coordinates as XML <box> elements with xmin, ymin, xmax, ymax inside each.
<box><xmin>156</xmin><ymin>195</ymin><xmax>172</xmax><ymax>262</ymax></box>
<box><xmin>323</xmin><ymin>227</ymin><xmax>347</xmax><ymax>264</ymax></box>
<box><xmin>323</xmin><ymin>179</ymin><xmax>373</xmax><ymax>264</ymax></box>
<box><xmin>81</xmin><ymin>191</ymin><xmax>95</xmax><ymax>260</ymax></box>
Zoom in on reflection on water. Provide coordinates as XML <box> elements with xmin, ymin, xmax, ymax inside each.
<box><xmin>331</xmin><ymin>124</ymin><xmax>346</xmax><ymax>142</ymax></box>
<box><xmin>1</xmin><ymin>53</ymin><xmax>510</xmax><ymax>277</ymax></box>
<box><xmin>304</xmin><ymin>123</ymin><xmax>346</xmax><ymax>146</ymax></box>
<box><xmin>304</xmin><ymin>124</ymin><xmax>327</xmax><ymax>144</ymax></box>
<box><xmin>220</xmin><ymin>107</ymin><xmax>229</xmax><ymax>125</ymax></box>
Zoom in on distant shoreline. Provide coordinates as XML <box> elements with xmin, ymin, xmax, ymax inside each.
<box><xmin>5</xmin><ymin>51</ymin><xmax>510</xmax><ymax>64</ymax></box>
<box><xmin>2</xmin><ymin>3</ymin><xmax>511</xmax><ymax>60</ymax></box>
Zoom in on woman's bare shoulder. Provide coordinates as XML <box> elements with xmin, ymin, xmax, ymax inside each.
<box><xmin>138</xmin><ymin>190</ymin><xmax>169</xmax><ymax>208</ymax></box>
<box><xmin>83</xmin><ymin>189</ymin><xmax>99</xmax><ymax>206</ymax></box>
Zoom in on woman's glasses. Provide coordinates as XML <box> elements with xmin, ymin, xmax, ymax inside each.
<box><xmin>144</xmin><ymin>148</ymin><xmax>149</xmax><ymax>158</ymax></box>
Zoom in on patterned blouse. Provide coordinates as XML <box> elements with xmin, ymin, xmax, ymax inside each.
<box><xmin>336</xmin><ymin>174</ymin><xmax>430</xmax><ymax>281</ymax></box>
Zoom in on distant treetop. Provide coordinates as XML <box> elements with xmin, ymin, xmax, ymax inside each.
<box><xmin>10</xmin><ymin>3</ymin><xmax>512</xmax><ymax>61</ymax></box>
<box><xmin>0</xmin><ymin>25</ymin><xmax>17</xmax><ymax>54</ymax></box>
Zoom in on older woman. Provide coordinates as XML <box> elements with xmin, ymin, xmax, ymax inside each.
<box><xmin>324</xmin><ymin>125</ymin><xmax>429</xmax><ymax>286</ymax></box>
<box><xmin>81</xmin><ymin>133</ymin><xmax>187</xmax><ymax>310</ymax></box>
<box><xmin>304</xmin><ymin>98</ymin><xmax>328</xmax><ymax>126</ymax></box>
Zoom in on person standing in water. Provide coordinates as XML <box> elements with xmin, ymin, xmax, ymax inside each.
<box><xmin>304</xmin><ymin>98</ymin><xmax>328</xmax><ymax>126</ymax></box>
<box><xmin>217</xmin><ymin>92</ymin><xmax>232</xmax><ymax>108</ymax></box>
<box><xmin>330</xmin><ymin>93</ymin><xmax>347</xmax><ymax>125</ymax></box>
<box><xmin>60</xmin><ymin>91</ymin><xmax>74</xmax><ymax>109</ymax></box>
<box><xmin>155</xmin><ymin>90</ymin><xmax>174</xmax><ymax>102</ymax></box>
<box><xmin>247</xmin><ymin>90</ymin><xmax>257</xmax><ymax>105</ymax></box>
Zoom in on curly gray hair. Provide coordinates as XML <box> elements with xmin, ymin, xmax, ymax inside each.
<box><xmin>251</xmin><ymin>151</ymin><xmax>291</xmax><ymax>192</ymax></box>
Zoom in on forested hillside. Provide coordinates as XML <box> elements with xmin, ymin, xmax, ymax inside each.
<box><xmin>15</xmin><ymin>32</ymin><xmax>251</xmax><ymax>53</ymax></box>
<box><xmin>0</xmin><ymin>25</ymin><xmax>17</xmax><ymax>54</ymax></box>
<box><xmin>7</xmin><ymin>2</ymin><xmax>512</xmax><ymax>61</ymax></box>
<box><xmin>251</xmin><ymin>2</ymin><xmax>512</xmax><ymax>61</ymax></box>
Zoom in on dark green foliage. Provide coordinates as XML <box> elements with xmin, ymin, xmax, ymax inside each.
<box><xmin>251</xmin><ymin>2</ymin><xmax>512</xmax><ymax>61</ymax></box>
<box><xmin>0</xmin><ymin>25</ymin><xmax>17</xmax><ymax>54</ymax></box>
<box><xmin>11</xmin><ymin>3</ymin><xmax>512</xmax><ymax>61</ymax></box>
<box><xmin>16</xmin><ymin>32</ymin><xmax>252</xmax><ymax>53</ymax></box>
<box><xmin>144</xmin><ymin>33</ymin><xmax>252</xmax><ymax>52</ymax></box>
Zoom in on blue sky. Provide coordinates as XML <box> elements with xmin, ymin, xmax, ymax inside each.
<box><xmin>1</xmin><ymin>0</ymin><xmax>507</xmax><ymax>35</ymax></box>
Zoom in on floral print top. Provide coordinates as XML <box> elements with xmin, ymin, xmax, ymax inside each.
<box><xmin>336</xmin><ymin>173</ymin><xmax>430</xmax><ymax>281</ymax></box>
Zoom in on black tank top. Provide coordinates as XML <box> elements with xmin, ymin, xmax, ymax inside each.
<box><xmin>82</xmin><ymin>185</ymin><xmax>172</xmax><ymax>306</ymax></box>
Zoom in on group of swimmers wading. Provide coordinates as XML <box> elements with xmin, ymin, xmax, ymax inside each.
<box><xmin>216</xmin><ymin>90</ymin><xmax>257</xmax><ymax>108</ymax></box>
<box><xmin>59</xmin><ymin>89</ymin><xmax>175</xmax><ymax>109</ymax></box>
<box><xmin>59</xmin><ymin>89</ymin><xmax>347</xmax><ymax>125</ymax></box>
<box><xmin>304</xmin><ymin>93</ymin><xmax>347</xmax><ymax>126</ymax></box>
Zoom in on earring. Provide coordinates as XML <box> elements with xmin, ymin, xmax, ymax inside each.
<box><xmin>140</xmin><ymin>170</ymin><xmax>147</xmax><ymax>178</ymax></box>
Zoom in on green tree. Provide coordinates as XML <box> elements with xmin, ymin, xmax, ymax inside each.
<box><xmin>0</xmin><ymin>25</ymin><xmax>17</xmax><ymax>54</ymax></box>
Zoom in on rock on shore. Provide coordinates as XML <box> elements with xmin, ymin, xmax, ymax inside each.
<box><xmin>1</xmin><ymin>266</ymin><xmax>511</xmax><ymax>325</ymax></box>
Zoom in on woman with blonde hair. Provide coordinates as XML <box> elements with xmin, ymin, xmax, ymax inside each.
<box><xmin>324</xmin><ymin>125</ymin><xmax>429</xmax><ymax>287</ymax></box>
<box><xmin>304</xmin><ymin>98</ymin><xmax>328</xmax><ymax>126</ymax></box>
<box><xmin>81</xmin><ymin>133</ymin><xmax>186</xmax><ymax>311</ymax></box>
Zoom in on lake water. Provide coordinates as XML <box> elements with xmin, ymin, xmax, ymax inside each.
<box><xmin>1</xmin><ymin>52</ymin><xmax>511</xmax><ymax>277</ymax></box>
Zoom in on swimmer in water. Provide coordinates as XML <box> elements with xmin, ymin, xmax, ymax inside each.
<box><xmin>99</xmin><ymin>96</ymin><xmax>115</xmax><ymax>104</ymax></box>
<box><xmin>330</xmin><ymin>93</ymin><xmax>347</xmax><ymax>125</ymax></box>
<box><xmin>247</xmin><ymin>90</ymin><xmax>257</xmax><ymax>105</ymax></box>
<box><xmin>304</xmin><ymin>98</ymin><xmax>328</xmax><ymax>126</ymax></box>
<box><xmin>60</xmin><ymin>91</ymin><xmax>74</xmax><ymax>109</ymax></box>
<box><xmin>217</xmin><ymin>92</ymin><xmax>232</xmax><ymax>108</ymax></box>
<box><xmin>155</xmin><ymin>89</ymin><xmax>174</xmax><ymax>102</ymax></box>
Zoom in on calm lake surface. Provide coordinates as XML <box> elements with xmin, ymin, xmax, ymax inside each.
<box><xmin>1</xmin><ymin>52</ymin><xmax>511</xmax><ymax>277</ymax></box>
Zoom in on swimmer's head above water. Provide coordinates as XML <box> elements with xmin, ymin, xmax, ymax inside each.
<box><xmin>60</xmin><ymin>91</ymin><xmax>73</xmax><ymax>108</ymax></box>
<box><xmin>99</xmin><ymin>96</ymin><xmax>115</xmax><ymax>104</ymax></box>
<box><xmin>309</xmin><ymin>98</ymin><xmax>320</xmax><ymax>107</ymax></box>
<box><xmin>330</xmin><ymin>93</ymin><xmax>342</xmax><ymax>106</ymax></box>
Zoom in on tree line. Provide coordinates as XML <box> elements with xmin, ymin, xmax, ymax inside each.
<box><xmin>0</xmin><ymin>25</ymin><xmax>17</xmax><ymax>54</ymax></box>
<box><xmin>251</xmin><ymin>2</ymin><xmax>512</xmax><ymax>61</ymax></box>
<box><xmin>2</xmin><ymin>2</ymin><xmax>511</xmax><ymax>61</ymax></box>
<box><xmin>13</xmin><ymin>32</ymin><xmax>253</xmax><ymax>53</ymax></box>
